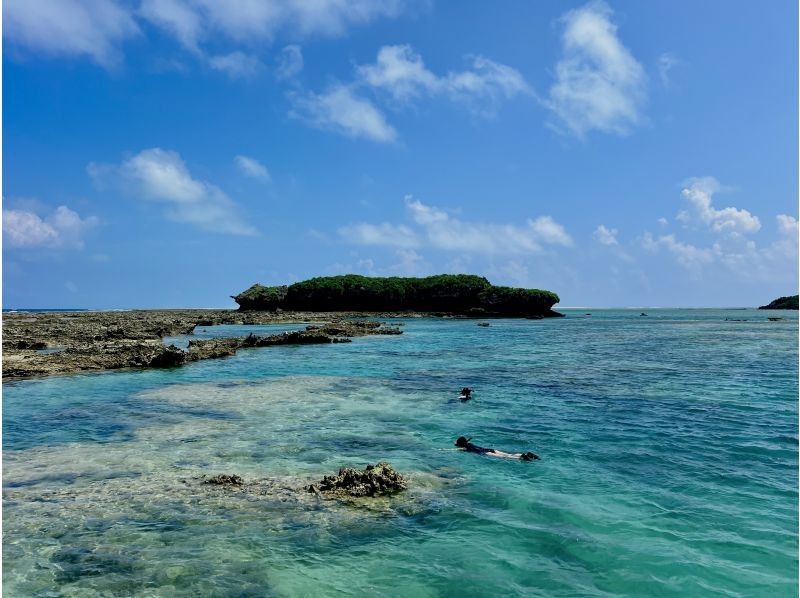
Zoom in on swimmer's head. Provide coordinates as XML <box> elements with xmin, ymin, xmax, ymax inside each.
<box><xmin>455</xmin><ymin>436</ymin><xmax>470</xmax><ymax>448</ymax></box>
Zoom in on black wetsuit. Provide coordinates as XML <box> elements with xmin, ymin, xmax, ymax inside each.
<box><xmin>464</xmin><ymin>441</ymin><xmax>495</xmax><ymax>455</ymax></box>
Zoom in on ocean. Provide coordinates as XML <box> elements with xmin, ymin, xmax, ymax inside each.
<box><xmin>3</xmin><ymin>310</ymin><xmax>797</xmax><ymax>596</ymax></box>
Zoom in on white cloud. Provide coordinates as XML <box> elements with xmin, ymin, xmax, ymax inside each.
<box><xmin>357</xmin><ymin>44</ymin><xmax>531</xmax><ymax>112</ymax></box>
<box><xmin>4</xmin><ymin>0</ymin><xmax>139</xmax><ymax>69</ymax></box>
<box><xmin>88</xmin><ymin>148</ymin><xmax>256</xmax><ymax>235</ymax></box>
<box><xmin>189</xmin><ymin>0</ymin><xmax>406</xmax><ymax>41</ymax></box>
<box><xmin>678</xmin><ymin>177</ymin><xmax>760</xmax><ymax>234</ymax></box>
<box><xmin>3</xmin><ymin>205</ymin><xmax>98</xmax><ymax>249</ymax></box>
<box><xmin>209</xmin><ymin>51</ymin><xmax>262</xmax><ymax>78</ymax></box>
<box><xmin>140</xmin><ymin>0</ymin><xmax>202</xmax><ymax>53</ymax></box>
<box><xmin>642</xmin><ymin>232</ymin><xmax>714</xmax><ymax>271</ymax></box>
<box><xmin>6</xmin><ymin>0</ymin><xmax>408</xmax><ymax>69</ymax></box>
<box><xmin>658</xmin><ymin>52</ymin><xmax>679</xmax><ymax>88</ymax></box>
<box><xmin>340</xmin><ymin>196</ymin><xmax>572</xmax><ymax>256</ymax></box>
<box><xmin>235</xmin><ymin>155</ymin><xmax>271</xmax><ymax>181</ymax></box>
<box><xmin>593</xmin><ymin>224</ymin><xmax>618</xmax><ymax>245</ymax></box>
<box><xmin>276</xmin><ymin>44</ymin><xmax>304</xmax><ymax>80</ymax></box>
<box><xmin>337</xmin><ymin>222</ymin><xmax>419</xmax><ymax>248</ymax></box>
<box><xmin>289</xmin><ymin>85</ymin><xmax>397</xmax><ymax>143</ymax></box>
<box><xmin>547</xmin><ymin>0</ymin><xmax>646</xmax><ymax>137</ymax></box>
<box><xmin>406</xmin><ymin>197</ymin><xmax>571</xmax><ymax>253</ymax></box>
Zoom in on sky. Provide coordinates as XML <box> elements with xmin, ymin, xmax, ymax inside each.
<box><xmin>3</xmin><ymin>0</ymin><xmax>798</xmax><ymax>308</ymax></box>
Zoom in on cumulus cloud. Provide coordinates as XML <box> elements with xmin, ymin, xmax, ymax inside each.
<box><xmin>209</xmin><ymin>51</ymin><xmax>262</xmax><ymax>78</ymax></box>
<box><xmin>547</xmin><ymin>0</ymin><xmax>646</xmax><ymax>137</ymax></box>
<box><xmin>88</xmin><ymin>148</ymin><xmax>256</xmax><ymax>235</ymax></box>
<box><xmin>678</xmin><ymin>177</ymin><xmax>761</xmax><ymax>234</ymax></box>
<box><xmin>235</xmin><ymin>155</ymin><xmax>271</xmax><ymax>181</ymax></box>
<box><xmin>641</xmin><ymin>180</ymin><xmax>795</xmax><ymax>283</ymax></box>
<box><xmin>276</xmin><ymin>44</ymin><xmax>304</xmax><ymax>80</ymax></box>
<box><xmin>340</xmin><ymin>196</ymin><xmax>572</xmax><ymax>255</ymax></box>
<box><xmin>593</xmin><ymin>224</ymin><xmax>618</xmax><ymax>245</ymax></box>
<box><xmin>3</xmin><ymin>205</ymin><xmax>98</xmax><ymax>249</ymax></box>
<box><xmin>289</xmin><ymin>85</ymin><xmax>397</xmax><ymax>143</ymax></box>
<box><xmin>357</xmin><ymin>44</ymin><xmax>531</xmax><ymax>111</ymax></box>
<box><xmin>4</xmin><ymin>0</ymin><xmax>139</xmax><ymax>69</ymax></box>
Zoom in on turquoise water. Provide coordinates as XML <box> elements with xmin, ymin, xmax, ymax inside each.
<box><xmin>3</xmin><ymin>310</ymin><xmax>798</xmax><ymax>596</ymax></box>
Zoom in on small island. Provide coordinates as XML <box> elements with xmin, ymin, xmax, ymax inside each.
<box><xmin>233</xmin><ymin>274</ymin><xmax>561</xmax><ymax>318</ymax></box>
<box><xmin>758</xmin><ymin>295</ymin><xmax>799</xmax><ymax>310</ymax></box>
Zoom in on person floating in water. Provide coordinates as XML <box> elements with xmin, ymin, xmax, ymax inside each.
<box><xmin>455</xmin><ymin>436</ymin><xmax>539</xmax><ymax>461</ymax></box>
<box><xmin>459</xmin><ymin>387</ymin><xmax>473</xmax><ymax>401</ymax></box>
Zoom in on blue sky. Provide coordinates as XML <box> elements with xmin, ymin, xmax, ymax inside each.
<box><xmin>3</xmin><ymin>0</ymin><xmax>798</xmax><ymax>308</ymax></box>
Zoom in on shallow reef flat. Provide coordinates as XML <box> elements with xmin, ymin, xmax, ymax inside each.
<box><xmin>2</xmin><ymin>309</ymin><xmax>406</xmax><ymax>380</ymax></box>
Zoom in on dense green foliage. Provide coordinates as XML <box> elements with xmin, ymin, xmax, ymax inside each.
<box><xmin>233</xmin><ymin>274</ymin><xmax>560</xmax><ymax>315</ymax></box>
<box><xmin>758</xmin><ymin>295</ymin><xmax>799</xmax><ymax>310</ymax></box>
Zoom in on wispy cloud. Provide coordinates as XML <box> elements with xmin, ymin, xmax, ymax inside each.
<box><xmin>88</xmin><ymin>148</ymin><xmax>257</xmax><ymax>235</ymax></box>
<box><xmin>338</xmin><ymin>222</ymin><xmax>419</xmax><ymax>247</ymax></box>
<box><xmin>3</xmin><ymin>205</ymin><xmax>98</xmax><ymax>249</ymax></box>
<box><xmin>6</xmin><ymin>0</ymin><xmax>409</xmax><ymax>69</ymax></box>
<box><xmin>4</xmin><ymin>0</ymin><xmax>139</xmax><ymax>69</ymax></box>
<box><xmin>658</xmin><ymin>52</ymin><xmax>679</xmax><ymax>88</ymax></box>
<box><xmin>139</xmin><ymin>0</ymin><xmax>203</xmax><ymax>53</ymax></box>
<box><xmin>546</xmin><ymin>0</ymin><xmax>646</xmax><ymax>137</ymax></box>
<box><xmin>340</xmin><ymin>196</ymin><xmax>572</xmax><ymax>255</ymax></box>
<box><xmin>289</xmin><ymin>85</ymin><xmax>397</xmax><ymax>143</ymax></box>
<box><xmin>235</xmin><ymin>155</ymin><xmax>271</xmax><ymax>181</ymax></box>
<box><xmin>209</xmin><ymin>51</ymin><xmax>263</xmax><ymax>79</ymax></box>
<box><xmin>276</xmin><ymin>44</ymin><xmax>304</xmax><ymax>80</ymax></box>
<box><xmin>357</xmin><ymin>44</ymin><xmax>532</xmax><ymax>113</ymax></box>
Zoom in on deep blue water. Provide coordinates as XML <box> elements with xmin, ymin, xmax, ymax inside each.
<box><xmin>3</xmin><ymin>309</ymin><xmax>798</xmax><ymax>596</ymax></box>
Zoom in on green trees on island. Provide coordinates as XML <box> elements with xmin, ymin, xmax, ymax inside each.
<box><xmin>758</xmin><ymin>295</ymin><xmax>799</xmax><ymax>310</ymax></box>
<box><xmin>232</xmin><ymin>274</ymin><xmax>561</xmax><ymax>316</ymax></box>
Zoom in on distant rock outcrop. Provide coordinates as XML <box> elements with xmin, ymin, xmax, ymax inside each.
<box><xmin>758</xmin><ymin>295</ymin><xmax>799</xmax><ymax>310</ymax></box>
<box><xmin>233</xmin><ymin>274</ymin><xmax>561</xmax><ymax>317</ymax></box>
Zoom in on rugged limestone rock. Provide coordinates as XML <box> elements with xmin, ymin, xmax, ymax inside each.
<box><xmin>307</xmin><ymin>462</ymin><xmax>407</xmax><ymax>498</ymax></box>
<box><xmin>2</xmin><ymin>311</ymin><xmax>401</xmax><ymax>380</ymax></box>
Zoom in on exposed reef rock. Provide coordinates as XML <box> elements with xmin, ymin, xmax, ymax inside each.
<box><xmin>2</xmin><ymin>310</ymin><xmax>402</xmax><ymax>380</ymax></box>
<box><xmin>233</xmin><ymin>274</ymin><xmax>561</xmax><ymax>318</ymax></box>
<box><xmin>758</xmin><ymin>295</ymin><xmax>799</xmax><ymax>310</ymax></box>
<box><xmin>307</xmin><ymin>462</ymin><xmax>407</xmax><ymax>498</ymax></box>
<box><xmin>202</xmin><ymin>474</ymin><xmax>244</xmax><ymax>486</ymax></box>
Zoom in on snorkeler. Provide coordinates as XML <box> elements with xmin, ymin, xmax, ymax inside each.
<box><xmin>459</xmin><ymin>387</ymin><xmax>473</xmax><ymax>401</ymax></box>
<box><xmin>455</xmin><ymin>436</ymin><xmax>539</xmax><ymax>461</ymax></box>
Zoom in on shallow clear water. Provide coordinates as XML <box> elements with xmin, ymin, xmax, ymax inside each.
<box><xmin>4</xmin><ymin>309</ymin><xmax>798</xmax><ymax>596</ymax></box>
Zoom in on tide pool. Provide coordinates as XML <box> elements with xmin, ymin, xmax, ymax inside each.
<box><xmin>3</xmin><ymin>310</ymin><xmax>798</xmax><ymax>596</ymax></box>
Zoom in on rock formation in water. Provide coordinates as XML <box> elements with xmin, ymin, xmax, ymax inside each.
<box><xmin>232</xmin><ymin>274</ymin><xmax>562</xmax><ymax>318</ymax></box>
<box><xmin>307</xmin><ymin>462</ymin><xmax>407</xmax><ymax>498</ymax></box>
<box><xmin>758</xmin><ymin>295</ymin><xmax>799</xmax><ymax>310</ymax></box>
<box><xmin>2</xmin><ymin>312</ymin><xmax>401</xmax><ymax>380</ymax></box>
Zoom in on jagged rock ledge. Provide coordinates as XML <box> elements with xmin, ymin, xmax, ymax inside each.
<box><xmin>307</xmin><ymin>462</ymin><xmax>407</xmax><ymax>498</ymax></box>
<box><xmin>2</xmin><ymin>313</ymin><xmax>401</xmax><ymax>380</ymax></box>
